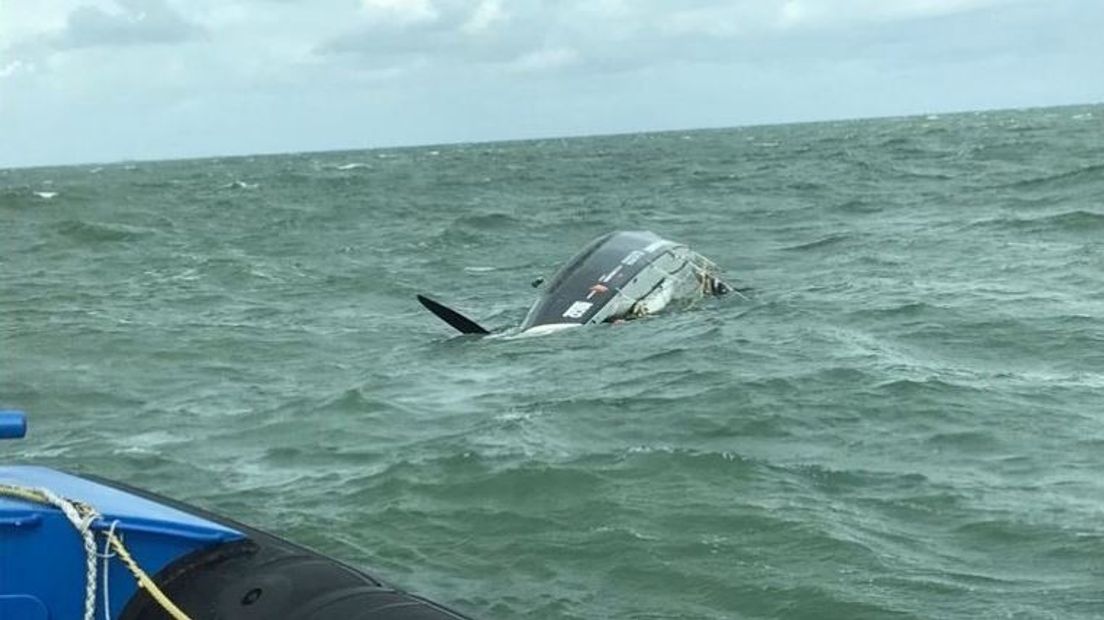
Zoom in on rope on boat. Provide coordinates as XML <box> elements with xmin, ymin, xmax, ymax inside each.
<box><xmin>97</xmin><ymin>519</ymin><xmax>120</xmax><ymax>620</ymax></box>
<box><xmin>0</xmin><ymin>483</ymin><xmax>192</xmax><ymax>620</ymax></box>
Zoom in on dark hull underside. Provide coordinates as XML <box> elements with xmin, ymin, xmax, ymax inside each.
<box><xmin>521</xmin><ymin>230</ymin><xmax>726</xmax><ymax>332</ymax></box>
<box><xmin>87</xmin><ymin>476</ymin><xmax>473</xmax><ymax>620</ymax></box>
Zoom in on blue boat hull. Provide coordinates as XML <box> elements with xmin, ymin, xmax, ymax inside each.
<box><xmin>1</xmin><ymin>462</ymin><xmax>472</xmax><ymax>619</ymax></box>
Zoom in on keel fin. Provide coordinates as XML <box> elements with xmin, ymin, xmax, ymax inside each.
<box><xmin>417</xmin><ymin>295</ymin><xmax>491</xmax><ymax>335</ymax></box>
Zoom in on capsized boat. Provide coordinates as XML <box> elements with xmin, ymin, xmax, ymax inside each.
<box><xmin>418</xmin><ymin>230</ymin><xmax>736</xmax><ymax>336</ymax></box>
<box><xmin>0</xmin><ymin>410</ymin><xmax>473</xmax><ymax>620</ymax></box>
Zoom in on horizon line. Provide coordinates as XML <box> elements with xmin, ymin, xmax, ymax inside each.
<box><xmin>4</xmin><ymin>99</ymin><xmax>1100</xmax><ymax>173</ymax></box>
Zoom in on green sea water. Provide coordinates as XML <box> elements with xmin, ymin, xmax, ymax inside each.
<box><xmin>3</xmin><ymin>104</ymin><xmax>1104</xmax><ymax>619</ymax></box>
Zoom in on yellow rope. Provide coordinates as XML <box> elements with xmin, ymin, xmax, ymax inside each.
<box><xmin>0</xmin><ymin>484</ymin><xmax>193</xmax><ymax>620</ymax></box>
<box><xmin>0</xmin><ymin>483</ymin><xmax>47</xmax><ymax>504</ymax></box>
<box><xmin>104</xmin><ymin>531</ymin><xmax>191</xmax><ymax>620</ymax></box>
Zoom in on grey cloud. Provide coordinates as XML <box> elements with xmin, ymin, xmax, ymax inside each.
<box><xmin>317</xmin><ymin>0</ymin><xmax>555</xmax><ymax>65</ymax></box>
<box><xmin>312</xmin><ymin>0</ymin><xmax>1042</xmax><ymax>77</ymax></box>
<box><xmin>53</xmin><ymin>0</ymin><xmax>204</xmax><ymax>49</ymax></box>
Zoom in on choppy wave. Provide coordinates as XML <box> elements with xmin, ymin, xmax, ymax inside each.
<box><xmin>1003</xmin><ymin>162</ymin><xmax>1104</xmax><ymax>189</ymax></box>
<box><xmin>967</xmin><ymin>209</ymin><xmax>1104</xmax><ymax>233</ymax></box>
<box><xmin>52</xmin><ymin>219</ymin><xmax>157</xmax><ymax>242</ymax></box>
<box><xmin>781</xmin><ymin>233</ymin><xmax>852</xmax><ymax>252</ymax></box>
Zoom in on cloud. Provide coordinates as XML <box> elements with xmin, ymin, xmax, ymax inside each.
<box><xmin>0</xmin><ymin>60</ymin><xmax>34</xmax><ymax>79</ymax></box>
<box><xmin>505</xmin><ymin>46</ymin><xmax>580</xmax><ymax>74</ymax></box>
<box><xmin>313</xmin><ymin>0</ymin><xmax>1032</xmax><ymax>77</ymax></box>
<box><xmin>318</xmin><ymin>0</ymin><xmax>545</xmax><ymax>68</ymax></box>
<box><xmin>461</xmin><ymin>0</ymin><xmax>505</xmax><ymax>34</ymax></box>
<box><xmin>52</xmin><ymin>0</ymin><xmax>204</xmax><ymax>49</ymax></box>
<box><xmin>360</xmin><ymin>0</ymin><xmax>438</xmax><ymax>25</ymax></box>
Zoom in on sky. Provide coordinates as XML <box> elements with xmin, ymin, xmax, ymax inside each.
<box><xmin>1</xmin><ymin>0</ymin><xmax>1101</xmax><ymax>168</ymax></box>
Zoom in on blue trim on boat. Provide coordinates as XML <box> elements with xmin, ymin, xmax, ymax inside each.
<box><xmin>0</xmin><ymin>465</ymin><xmax>244</xmax><ymax>619</ymax></box>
